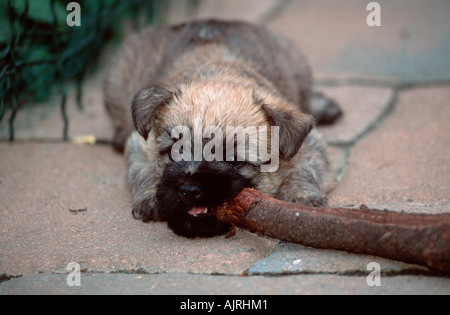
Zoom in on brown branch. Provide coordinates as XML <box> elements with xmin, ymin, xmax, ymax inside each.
<box><xmin>213</xmin><ymin>188</ymin><xmax>450</xmax><ymax>273</ymax></box>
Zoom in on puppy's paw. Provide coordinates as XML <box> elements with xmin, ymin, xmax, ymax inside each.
<box><xmin>112</xmin><ymin>129</ymin><xmax>128</xmax><ymax>153</ymax></box>
<box><xmin>132</xmin><ymin>200</ymin><xmax>156</xmax><ymax>222</ymax></box>
<box><xmin>309</xmin><ymin>91</ymin><xmax>342</xmax><ymax>125</ymax></box>
<box><xmin>291</xmin><ymin>194</ymin><xmax>328</xmax><ymax>207</ymax></box>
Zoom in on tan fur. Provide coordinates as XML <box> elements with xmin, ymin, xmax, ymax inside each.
<box><xmin>104</xmin><ymin>20</ymin><xmax>335</xmax><ymax>226</ymax></box>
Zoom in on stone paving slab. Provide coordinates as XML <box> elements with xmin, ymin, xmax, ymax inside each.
<box><xmin>2</xmin><ymin>273</ymin><xmax>449</xmax><ymax>295</ymax></box>
<box><xmin>246</xmin><ymin>243</ymin><xmax>427</xmax><ymax>276</ymax></box>
<box><xmin>2</xmin><ymin>142</ymin><xmax>440</xmax><ymax>279</ymax></box>
<box><xmin>316</xmin><ymin>86</ymin><xmax>394</xmax><ymax>145</ymax></box>
<box><xmin>1</xmin><ymin>85</ymin><xmax>448</xmax><ymax>284</ymax></box>
<box><xmin>0</xmin><ymin>143</ymin><xmax>276</xmax><ymax>276</ymax></box>
<box><xmin>329</xmin><ymin>86</ymin><xmax>450</xmax><ymax>208</ymax></box>
<box><xmin>269</xmin><ymin>0</ymin><xmax>450</xmax><ymax>84</ymax></box>
<box><xmin>0</xmin><ymin>75</ymin><xmax>113</xmax><ymax>142</ymax></box>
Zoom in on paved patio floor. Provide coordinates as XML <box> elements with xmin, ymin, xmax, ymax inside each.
<box><xmin>1</xmin><ymin>0</ymin><xmax>449</xmax><ymax>295</ymax></box>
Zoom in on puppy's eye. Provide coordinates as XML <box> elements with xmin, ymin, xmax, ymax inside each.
<box><xmin>224</xmin><ymin>160</ymin><xmax>244</xmax><ymax>168</ymax></box>
<box><xmin>168</xmin><ymin>147</ymin><xmax>183</xmax><ymax>161</ymax></box>
<box><xmin>224</xmin><ymin>155</ymin><xmax>244</xmax><ymax>168</ymax></box>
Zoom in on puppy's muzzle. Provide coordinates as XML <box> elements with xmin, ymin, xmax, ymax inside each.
<box><xmin>178</xmin><ymin>182</ymin><xmax>212</xmax><ymax>217</ymax></box>
<box><xmin>178</xmin><ymin>182</ymin><xmax>203</xmax><ymax>203</ymax></box>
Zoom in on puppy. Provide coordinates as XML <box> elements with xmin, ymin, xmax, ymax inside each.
<box><xmin>104</xmin><ymin>20</ymin><xmax>341</xmax><ymax>238</ymax></box>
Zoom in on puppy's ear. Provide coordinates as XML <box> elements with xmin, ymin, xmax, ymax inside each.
<box><xmin>262</xmin><ymin>103</ymin><xmax>314</xmax><ymax>160</ymax></box>
<box><xmin>131</xmin><ymin>85</ymin><xmax>175</xmax><ymax>140</ymax></box>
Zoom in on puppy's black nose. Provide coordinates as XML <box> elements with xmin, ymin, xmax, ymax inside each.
<box><xmin>178</xmin><ymin>183</ymin><xmax>203</xmax><ymax>203</ymax></box>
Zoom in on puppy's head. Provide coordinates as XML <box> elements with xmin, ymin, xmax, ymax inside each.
<box><xmin>131</xmin><ymin>81</ymin><xmax>313</xmax><ymax>238</ymax></box>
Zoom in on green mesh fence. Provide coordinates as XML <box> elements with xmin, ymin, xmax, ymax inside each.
<box><xmin>0</xmin><ymin>0</ymin><xmax>190</xmax><ymax>141</ymax></box>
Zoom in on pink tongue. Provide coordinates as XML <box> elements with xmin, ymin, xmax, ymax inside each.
<box><xmin>188</xmin><ymin>207</ymin><xmax>206</xmax><ymax>216</ymax></box>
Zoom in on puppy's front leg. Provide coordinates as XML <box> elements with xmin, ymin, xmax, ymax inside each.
<box><xmin>126</xmin><ymin>132</ymin><xmax>160</xmax><ymax>222</ymax></box>
<box><xmin>276</xmin><ymin>130</ymin><xmax>332</xmax><ymax>207</ymax></box>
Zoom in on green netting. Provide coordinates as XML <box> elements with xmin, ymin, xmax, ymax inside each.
<box><xmin>0</xmin><ymin>0</ymin><xmax>183</xmax><ymax>140</ymax></box>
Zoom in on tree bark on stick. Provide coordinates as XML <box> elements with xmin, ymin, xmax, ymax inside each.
<box><xmin>213</xmin><ymin>188</ymin><xmax>450</xmax><ymax>273</ymax></box>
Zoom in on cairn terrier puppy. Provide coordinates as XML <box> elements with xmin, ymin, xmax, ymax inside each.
<box><xmin>104</xmin><ymin>20</ymin><xmax>341</xmax><ymax>238</ymax></box>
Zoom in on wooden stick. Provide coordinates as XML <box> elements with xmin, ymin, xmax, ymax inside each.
<box><xmin>213</xmin><ymin>188</ymin><xmax>450</xmax><ymax>273</ymax></box>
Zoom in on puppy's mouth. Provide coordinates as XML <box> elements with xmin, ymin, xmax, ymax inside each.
<box><xmin>186</xmin><ymin>206</ymin><xmax>212</xmax><ymax>217</ymax></box>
